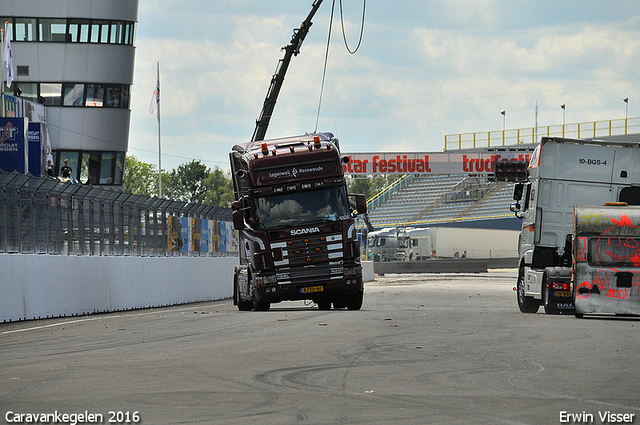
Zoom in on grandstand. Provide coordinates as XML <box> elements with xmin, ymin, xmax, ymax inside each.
<box><xmin>360</xmin><ymin>174</ymin><xmax>517</xmax><ymax>230</ymax></box>
<box><xmin>359</xmin><ymin>116</ymin><xmax>640</xmax><ymax>231</ymax></box>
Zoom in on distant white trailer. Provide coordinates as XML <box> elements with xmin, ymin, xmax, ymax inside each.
<box><xmin>430</xmin><ymin>227</ymin><xmax>519</xmax><ymax>259</ymax></box>
<box><xmin>367</xmin><ymin>226</ymin><xmax>518</xmax><ymax>261</ymax></box>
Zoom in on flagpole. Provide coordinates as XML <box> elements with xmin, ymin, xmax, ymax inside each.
<box><xmin>1</xmin><ymin>24</ymin><xmax>5</xmax><ymax>117</ymax></box>
<box><xmin>156</xmin><ymin>61</ymin><xmax>162</xmax><ymax>198</ymax></box>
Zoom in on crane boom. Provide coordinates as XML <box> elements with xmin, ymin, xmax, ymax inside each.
<box><xmin>251</xmin><ymin>0</ymin><xmax>324</xmax><ymax>142</ymax></box>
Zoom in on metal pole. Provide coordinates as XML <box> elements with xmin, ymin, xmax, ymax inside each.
<box><xmin>1</xmin><ymin>24</ymin><xmax>5</xmax><ymax>117</ymax></box>
<box><xmin>156</xmin><ymin>62</ymin><xmax>162</xmax><ymax>198</ymax></box>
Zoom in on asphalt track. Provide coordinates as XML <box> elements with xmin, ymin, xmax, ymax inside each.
<box><xmin>1</xmin><ymin>271</ymin><xmax>640</xmax><ymax>425</ymax></box>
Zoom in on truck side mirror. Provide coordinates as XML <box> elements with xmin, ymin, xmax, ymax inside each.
<box><xmin>232</xmin><ymin>210</ymin><xmax>244</xmax><ymax>230</ymax></box>
<box><xmin>232</xmin><ymin>200</ymin><xmax>241</xmax><ymax>211</ymax></box>
<box><xmin>513</xmin><ymin>183</ymin><xmax>524</xmax><ymax>201</ymax></box>
<box><xmin>353</xmin><ymin>194</ymin><xmax>367</xmax><ymax>215</ymax></box>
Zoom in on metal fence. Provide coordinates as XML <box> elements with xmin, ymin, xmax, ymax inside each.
<box><xmin>0</xmin><ymin>171</ymin><xmax>237</xmax><ymax>256</ymax></box>
<box><xmin>444</xmin><ymin>117</ymin><xmax>640</xmax><ymax>150</ymax></box>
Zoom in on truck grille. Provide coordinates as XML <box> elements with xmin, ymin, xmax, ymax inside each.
<box><xmin>270</xmin><ymin>234</ymin><xmax>344</xmax><ymax>284</ymax></box>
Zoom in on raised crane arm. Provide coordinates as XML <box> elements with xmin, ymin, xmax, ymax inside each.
<box><xmin>251</xmin><ymin>0</ymin><xmax>324</xmax><ymax>142</ymax></box>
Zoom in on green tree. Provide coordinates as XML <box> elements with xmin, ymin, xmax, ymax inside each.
<box><xmin>124</xmin><ymin>155</ymin><xmax>159</xmax><ymax>196</ymax></box>
<box><xmin>203</xmin><ymin>166</ymin><xmax>235</xmax><ymax>207</ymax></box>
<box><xmin>348</xmin><ymin>175</ymin><xmax>394</xmax><ymax>200</ymax></box>
<box><xmin>163</xmin><ymin>159</ymin><xmax>210</xmax><ymax>203</ymax></box>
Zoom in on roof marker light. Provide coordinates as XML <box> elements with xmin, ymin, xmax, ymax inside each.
<box><xmin>313</xmin><ymin>136</ymin><xmax>321</xmax><ymax>150</ymax></box>
<box><xmin>261</xmin><ymin>143</ymin><xmax>269</xmax><ymax>156</ymax></box>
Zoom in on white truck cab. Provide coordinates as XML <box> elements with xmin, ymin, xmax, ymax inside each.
<box><xmin>510</xmin><ymin>136</ymin><xmax>640</xmax><ymax>313</ymax></box>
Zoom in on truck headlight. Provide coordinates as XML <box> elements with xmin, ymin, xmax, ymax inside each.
<box><xmin>256</xmin><ymin>275</ymin><xmax>277</xmax><ymax>285</ymax></box>
<box><xmin>344</xmin><ymin>266</ymin><xmax>359</xmax><ymax>276</ymax></box>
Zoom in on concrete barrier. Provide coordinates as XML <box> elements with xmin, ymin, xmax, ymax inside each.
<box><xmin>372</xmin><ymin>258</ymin><xmax>519</xmax><ymax>274</ymax></box>
<box><xmin>0</xmin><ymin>254</ymin><xmax>237</xmax><ymax>322</ymax></box>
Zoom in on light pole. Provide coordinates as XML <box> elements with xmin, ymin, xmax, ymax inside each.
<box><xmin>624</xmin><ymin>97</ymin><xmax>629</xmax><ymax>133</ymax></box>
<box><xmin>561</xmin><ymin>104</ymin><xmax>566</xmax><ymax>137</ymax></box>
<box><xmin>501</xmin><ymin>110</ymin><xmax>506</xmax><ymax>144</ymax></box>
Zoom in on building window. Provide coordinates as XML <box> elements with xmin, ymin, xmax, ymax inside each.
<box><xmin>57</xmin><ymin>152</ymin><xmax>81</xmax><ymax>180</ymax></box>
<box><xmin>63</xmin><ymin>84</ymin><xmax>84</xmax><ymax>106</ymax></box>
<box><xmin>105</xmin><ymin>85</ymin><xmax>122</xmax><ymax>108</ymax></box>
<box><xmin>114</xmin><ymin>152</ymin><xmax>125</xmax><ymax>186</ymax></box>
<box><xmin>15</xmin><ymin>17</ymin><xmax>37</xmax><ymax>42</ymax></box>
<box><xmin>100</xmin><ymin>152</ymin><xmax>116</xmax><ymax>184</ymax></box>
<box><xmin>68</xmin><ymin>19</ymin><xmax>90</xmax><ymax>43</ymax></box>
<box><xmin>8</xmin><ymin>82</ymin><xmax>132</xmax><ymax>109</ymax></box>
<box><xmin>39</xmin><ymin>18</ymin><xmax>67</xmax><ymax>42</ymax></box>
<box><xmin>5</xmin><ymin>17</ymin><xmax>135</xmax><ymax>46</ymax></box>
<box><xmin>55</xmin><ymin>150</ymin><xmax>125</xmax><ymax>186</ymax></box>
<box><xmin>81</xmin><ymin>151</ymin><xmax>101</xmax><ymax>185</ymax></box>
<box><xmin>41</xmin><ymin>83</ymin><xmax>62</xmax><ymax>106</ymax></box>
<box><xmin>85</xmin><ymin>84</ymin><xmax>105</xmax><ymax>107</ymax></box>
<box><xmin>12</xmin><ymin>82</ymin><xmax>38</xmax><ymax>103</ymax></box>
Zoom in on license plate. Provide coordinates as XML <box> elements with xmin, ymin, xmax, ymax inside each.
<box><xmin>301</xmin><ymin>286</ymin><xmax>323</xmax><ymax>294</ymax></box>
<box><xmin>555</xmin><ymin>290</ymin><xmax>571</xmax><ymax>298</ymax></box>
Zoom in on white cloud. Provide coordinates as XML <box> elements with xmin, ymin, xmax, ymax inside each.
<box><xmin>128</xmin><ymin>1</ymin><xmax>640</xmax><ymax>171</ymax></box>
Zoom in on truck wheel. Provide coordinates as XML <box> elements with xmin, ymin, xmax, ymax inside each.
<box><xmin>345</xmin><ymin>290</ymin><xmax>364</xmax><ymax>311</ymax></box>
<box><xmin>517</xmin><ymin>268</ymin><xmax>539</xmax><ymax>313</ymax></box>
<box><xmin>317</xmin><ymin>299</ymin><xmax>332</xmax><ymax>310</ymax></box>
<box><xmin>333</xmin><ymin>299</ymin><xmax>347</xmax><ymax>309</ymax></box>
<box><xmin>253</xmin><ymin>299</ymin><xmax>270</xmax><ymax>311</ymax></box>
<box><xmin>249</xmin><ymin>279</ymin><xmax>270</xmax><ymax>311</ymax></box>
<box><xmin>542</xmin><ymin>275</ymin><xmax>559</xmax><ymax>315</ymax></box>
<box><xmin>235</xmin><ymin>278</ymin><xmax>252</xmax><ymax>311</ymax></box>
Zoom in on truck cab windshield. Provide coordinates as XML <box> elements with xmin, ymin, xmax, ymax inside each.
<box><xmin>253</xmin><ymin>186</ymin><xmax>350</xmax><ymax>229</ymax></box>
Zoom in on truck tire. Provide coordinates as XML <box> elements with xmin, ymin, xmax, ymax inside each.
<box><xmin>235</xmin><ymin>277</ymin><xmax>252</xmax><ymax>311</ymax></box>
<box><xmin>542</xmin><ymin>273</ymin><xmax>559</xmax><ymax>315</ymax></box>
<box><xmin>333</xmin><ymin>298</ymin><xmax>347</xmax><ymax>309</ymax></box>
<box><xmin>317</xmin><ymin>299</ymin><xmax>332</xmax><ymax>310</ymax></box>
<box><xmin>253</xmin><ymin>298</ymin><xmax>270</xmax><ymax>311</ymax></box>
<box><xmin>248</xmin><ymin>277</ymin><xmax>270</xmax><ymax>311</ymax></box>
<box><xmin>345</xmin><ymin>289</ymin><xmax>364</xmax><ymax>311</ymax></box>
<box><xmin>517</xmin><ymin>267</ymin><xmax>539</xmax><ymax>313</ymax></box>
<box><xmin>251</xmin><ymin>287</ymin><xmax>270</xmax><ymax>311</ymax></box>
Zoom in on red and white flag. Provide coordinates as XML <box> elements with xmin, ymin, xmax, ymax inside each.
<box><xmin>149</xmin><ymin>64</ymin><xmax>160</xmax><ymax>122</ymax></box>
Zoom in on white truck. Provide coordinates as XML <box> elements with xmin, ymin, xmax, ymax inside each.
<box><xmin>510</xmin><ymin>135</ymin><xmax>640</xmax><ymax>314</ymax></box>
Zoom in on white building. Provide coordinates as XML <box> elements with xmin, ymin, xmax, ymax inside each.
<box><xmin>2</xmin><ymin>0</ymin><xmax>138</xmax><ymax>185</ymax></box>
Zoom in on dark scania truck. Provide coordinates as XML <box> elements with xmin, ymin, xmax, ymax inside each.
<box><xmin>230</xmin><ymin>132</ymin><xmax>367</xmax><ymax>311</ymax></box>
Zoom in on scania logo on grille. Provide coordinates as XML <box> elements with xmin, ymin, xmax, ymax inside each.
<box><xmin>291</xmin><ymin>227</ymin><xmax>320</xmax><ymax>236</ymax></box>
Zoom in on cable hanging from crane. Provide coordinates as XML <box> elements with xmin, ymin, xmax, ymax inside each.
<box><xmin>339</xmin><ymin>0</ymin><xmax>366</xmax><ymax>54</ymax></box>
<box><xmin>315</xmin><ymin>0</ymin><xmax>367</xmax><ymax>132</ymax></box>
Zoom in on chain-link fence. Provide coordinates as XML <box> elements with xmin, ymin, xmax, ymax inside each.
<box><xmin>0</xmin><ymin>171</ymin><xmax>237</xmax><ymax>256</ymax></box>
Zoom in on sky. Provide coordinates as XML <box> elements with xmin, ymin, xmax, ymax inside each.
<box><xmin>127</xmin><ymin>0</ymin><xmax>640</xmax><ymax>172</ymax></box>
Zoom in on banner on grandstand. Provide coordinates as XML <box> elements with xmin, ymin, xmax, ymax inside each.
<box><xmin>341</xmin><ymin>152</ymin><xmax>532</xmax><ymax>176</ymax></box>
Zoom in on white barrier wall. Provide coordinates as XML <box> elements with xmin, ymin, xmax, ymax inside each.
<box><xmin>0</xmin><ymin>254</ymin><xmax>237</xmax><ymax>322</ymax></box>
<box><xmin>362</xmin><ymin>261</ymin><xmax>374</xmax><ymax>282</ymax></box>
<box><xmin>1</xmin><ymin>255</ymin><xmax>376</xmax><ymax>322</ymax></box>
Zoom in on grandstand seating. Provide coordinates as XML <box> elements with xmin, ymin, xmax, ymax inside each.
<box><xmin>362</xmin><ymin>174</ymin><xmax>514</xmax><ymax>228</ymax></box>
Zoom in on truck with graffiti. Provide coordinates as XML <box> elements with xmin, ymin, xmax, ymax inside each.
<box><xmin>573</xmin><ymin>204</ymin><xmax>640</xmax><ymax>317</ymax></box>
<box><xmin>509</xmin><ymin>136</ymin><xmax>640</xmax><ymax>314</ymax></box>
<box><xmin>229</xmin><ymin>133</ymin><xmax>368</xmax><ymax>311</ymax></box>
